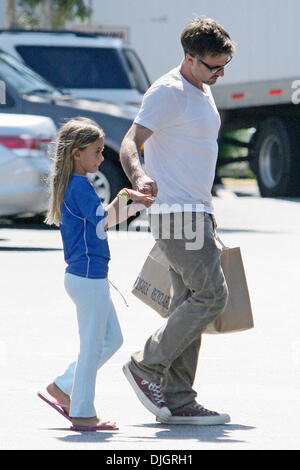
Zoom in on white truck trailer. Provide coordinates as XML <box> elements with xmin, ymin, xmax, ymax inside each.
<box><xmin>90</xmin><ymin>0</ymin><xmax>300</xmax><ymax>197</ymax></box>
<box><xmin>209</xmin><ymin>0</ymin><xmax>300</xmax><ymax>197</ymax></box>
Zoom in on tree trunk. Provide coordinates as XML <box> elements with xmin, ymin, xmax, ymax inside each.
<box><xmin>5</xmin><ymin>0</ymin><xmax>17</xmax><ymax>28</ymax></box>
<box><xmin>40</xmin><ymin>0</ymin><xmax>52</xmax><ymax>30</ymax></box>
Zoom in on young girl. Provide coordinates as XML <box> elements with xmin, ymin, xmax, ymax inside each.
<box><xmin>38</xmin><ymin>117</ymin><xmax>153</xmax><ymax>432</ymax></box>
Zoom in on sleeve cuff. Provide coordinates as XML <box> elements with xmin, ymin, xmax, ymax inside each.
<box><xmin>134</xmin><ymin>118</ymin><xmax>155</xmax><ymax>133</ymax></box>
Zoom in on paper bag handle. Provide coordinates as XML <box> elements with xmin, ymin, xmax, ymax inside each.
<box><xmin>210</xmin><ymin>214</ymin><xmax>230</xmax><ymax>250</ymax></box>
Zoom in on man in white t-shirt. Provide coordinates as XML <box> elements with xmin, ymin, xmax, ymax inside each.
<box><xmin>120</xmin><ymin>16</ymin><xmax>236</xmax><ymax>425</ymax></box>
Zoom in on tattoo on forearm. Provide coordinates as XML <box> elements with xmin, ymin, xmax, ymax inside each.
<box><xmin>120</xmin><ymin>139</ymin><xmax>145</xmax><ymax>183</ymax></box>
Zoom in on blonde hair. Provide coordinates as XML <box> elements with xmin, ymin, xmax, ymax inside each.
<box><xmin>44</xmin><ymin>117</ymin><xmax>105</xmax><ymax>226</ymax></box>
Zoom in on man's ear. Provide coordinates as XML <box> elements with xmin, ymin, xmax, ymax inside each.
<box><xmin>186</xmin><ymin>53</ymin><xmax>195</xmax><ymax>65</ymax></box>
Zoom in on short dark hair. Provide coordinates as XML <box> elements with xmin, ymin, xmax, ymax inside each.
<box><xmin>181</xmin><ymin>16</ymin><xmax>236</xmax><ymax>58</ymax></box>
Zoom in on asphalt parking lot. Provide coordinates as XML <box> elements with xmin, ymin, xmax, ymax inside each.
<box><xmin>1</xmin><ymin>179</ymin><xmax>300</xmax><ymax>450</ymax></box>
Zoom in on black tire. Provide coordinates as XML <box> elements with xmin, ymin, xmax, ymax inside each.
<box><xmin>251</xmin><ymin>118</ymin><xmax>300</xmax><ymax>197</ymax></box>
<box><xmin>88</xmin><ymin>158</ymin><xmax>129</xmax><ymax>205</ymax></box>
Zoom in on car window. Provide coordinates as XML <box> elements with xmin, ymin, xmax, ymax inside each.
<box><xmin>123</xmin><ymin>48</ymin><xmax>151</xmax><ymax>94</ymax></box>
<box><xmin>0</xmin><ymin>50</ymin><xmax>59</xmax><ymax>95</ymax></box>
<box><xmin>16</xmin><ymin>46</ymin><xmax>133</xmax><ymax>90</ymax></box>
<box><xmin>0</xmin><ymin>91</ymin><xmax>15</xmax><ymax>108</ymax></box>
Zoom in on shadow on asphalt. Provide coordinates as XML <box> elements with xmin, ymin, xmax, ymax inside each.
<box><xmin>0</xmin><ymin>246</ymin><xmax>62</xmax><ymax>251</ymax></box>
<box><xmin>0</xmin><ymin>221</ymin><xmax>58</xmax><ymax>231</ymax></box>
<box><xmin>49</xmin><ymin>423</ymin><xmax>255</xmax><ymax>445</ymax></box>
<box><xmin>0</xmin><ymin>219</ymin><xmax>133</xmax><ymax>232</ymax></box>
<box><xmin>231</xmin><ymin>191</ymin><xmax>259</xmax><ymax>198</ymax></box>
<box><xmin>52</xmin><ymin>429</ymin><xmax>120</xmax><ymax>443</ymax></box>
<box><xmin>129</xmin><ymin>423</ymin><xmax>255</xmax><ymax>445</ymax></box>
<box><xmin>275</xmin><ymin>197</ymin><xmax>300</xmax><ymax>203</ymax></box>
<box><xmin>2</xmin><ymin>190</ymin><xmax>300</xmax><ymax>233</ymax></box>
<box><xmin>0</xmin><ymin>216</ymin><xmax>287</xmax><ymax>236</ymax></box>
<box><xmin>218</xmin><ymin>228</ymin><xmax>283</xmax><ymax>235</ymax></box>
<box><xmin>230</xmin><ymin>192</ymin><xmax>300</xmax><ymax>203</ymax></box>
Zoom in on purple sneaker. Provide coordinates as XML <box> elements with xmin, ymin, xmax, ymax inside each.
<box><xmin>156</xmin><ymin>403</ymin><xmax>230</xmax><ymax>425</ymax></box>
<box><xmin>122</xmin><ymin>362</ymin><xmax>171</xmax><ymax>420</ymax></box>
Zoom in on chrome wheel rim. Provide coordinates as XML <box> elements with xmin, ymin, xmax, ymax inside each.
<box><xmin>87</xmin><ymin>171</ymin><xmax>111</xmax><ymax>206</ymax></box>
<box><xmin>259</xmin><ymin>135</ymin><xmax>284</xmax><ymax>188</ymax></box>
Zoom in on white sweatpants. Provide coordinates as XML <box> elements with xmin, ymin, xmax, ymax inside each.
<box><xmin>54</xmin><ymin>273</ymin><xmax>123</xmax><ymax>418</ymax></box>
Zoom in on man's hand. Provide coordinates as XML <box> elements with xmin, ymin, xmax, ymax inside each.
<box><xmin>126</xmin><ymin>188</ymin><xmax>154</xmax><ymax>208</ymax></box>
<box><xmin>134</xmin><ymin>176</ymin><xmax>158</xmax><ymax>197</ymax></box>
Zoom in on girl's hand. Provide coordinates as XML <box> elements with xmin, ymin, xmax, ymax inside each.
<box><xmin>106</xmin><ymin>188</ymin><xmax>154</xmax><ymax>228</ymax></box>
<box><xmin>126</xmin><ymin>188</ymin><xmax>155</xmax><ymax>208</ymax></box>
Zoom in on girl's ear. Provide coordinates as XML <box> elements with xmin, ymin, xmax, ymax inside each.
<box><xmin>71</xmin><ymin>148</ymin><xmax>80</xmax><ymax>160</ymax></box>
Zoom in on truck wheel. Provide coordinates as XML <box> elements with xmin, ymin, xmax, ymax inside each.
<box><xmin>252</xmin><ymin>118</ymin><xmax>300</xmax><ymax>197</ymax></box>
<box><xmin>88</xmin><ymin>158</ymin><xmax>129</xmax><ymax>206</ymax></box>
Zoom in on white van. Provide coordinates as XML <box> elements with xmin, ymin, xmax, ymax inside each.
<box><xmin>0</xmin><ymin>30</ymin><xmax>151</xmax><ymax>105</ymax></box>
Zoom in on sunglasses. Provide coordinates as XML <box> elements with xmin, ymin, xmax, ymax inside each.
<box><xmin>197</xmin><ymin>55</ymin><xmax>232</xmax><ymax>74</ymax></box>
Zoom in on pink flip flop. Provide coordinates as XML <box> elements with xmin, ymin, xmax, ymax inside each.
<box><xmin>70</xmin><ymin>421</ymin><xmax>119</xmax><ymax>432</ymax></box>
<box><xmin>37</xmin><ymin>391</ymin><xmax>72</xmax><ymax>422</ymax></box>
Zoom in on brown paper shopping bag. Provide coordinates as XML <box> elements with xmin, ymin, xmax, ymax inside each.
<box><xmin>205</xmin><ymin>244</ymin><xmax>254</xmax><ymax>333</ymax></box>
<box><xmin>132</xmin><ymin>240</ymin><xmax>254</xmax><ymax>334</ymax></box>
<box><xmin>132</xmin><ymin>243</ymin><xmax>171</xmax><ymax>318</ymax></box>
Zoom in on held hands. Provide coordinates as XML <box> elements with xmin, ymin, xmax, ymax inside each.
<box><xmin>121</xmin><ymin>188</ymin><xmax>155</xmax><ymax>208</ymax></box>
<box><xmin>105</xmin><ymin>183</ymin><xmax>155</xmax><ymax>229</ymax></box>
<box><xmin>134</xmin><ymin>176</ymin><xmax>158</xmax><ymax>198</ymax></box>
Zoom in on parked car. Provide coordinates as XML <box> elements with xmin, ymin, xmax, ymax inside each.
<box><xmin>0</xmin><ymin>29</ymin><xmax>151</xmax><ymax>105</ymax></box>
<box><xmin>0</xmin><ymin>49</ymin><xmax>136</xmax><ymax>205</ymax></box>
<box><xmin>0</xmin><ymin>113</ymin><xmax>56</xmax><ymax>218</ymax></box>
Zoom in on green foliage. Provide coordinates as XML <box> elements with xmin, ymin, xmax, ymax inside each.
<box><xmin>219</xmin><ymin>129</ymin><xmax>255</xmax><ymax>159</ymax></box>
<box><xmin>19</xmin><ymin>0</ymin><xmax>40</xmax><ymax>7</ymax></box>
<box><xmin>49</xmin><ymin>0</ymin><xmax>92</xmax><ymax>29</ymax></box>
<box><xmin>218</xmin><ymin>128</ymin><xmax>256</xmax><ymax>179</ymax></box>
<box><xmin>18</xmin><ymin>0</ymin><xmax>41</xmax><ymax>28</ymax></box>
<box><xmin>17</xmin><ymin>0</ymin><xmax>92</xmax><ymax>29</ymax></box>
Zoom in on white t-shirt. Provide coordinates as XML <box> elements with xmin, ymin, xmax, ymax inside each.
<box><xmin>134</xmin><ymin>66</ymin><xmax>221</xmax><ymax>214</ymax></box>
